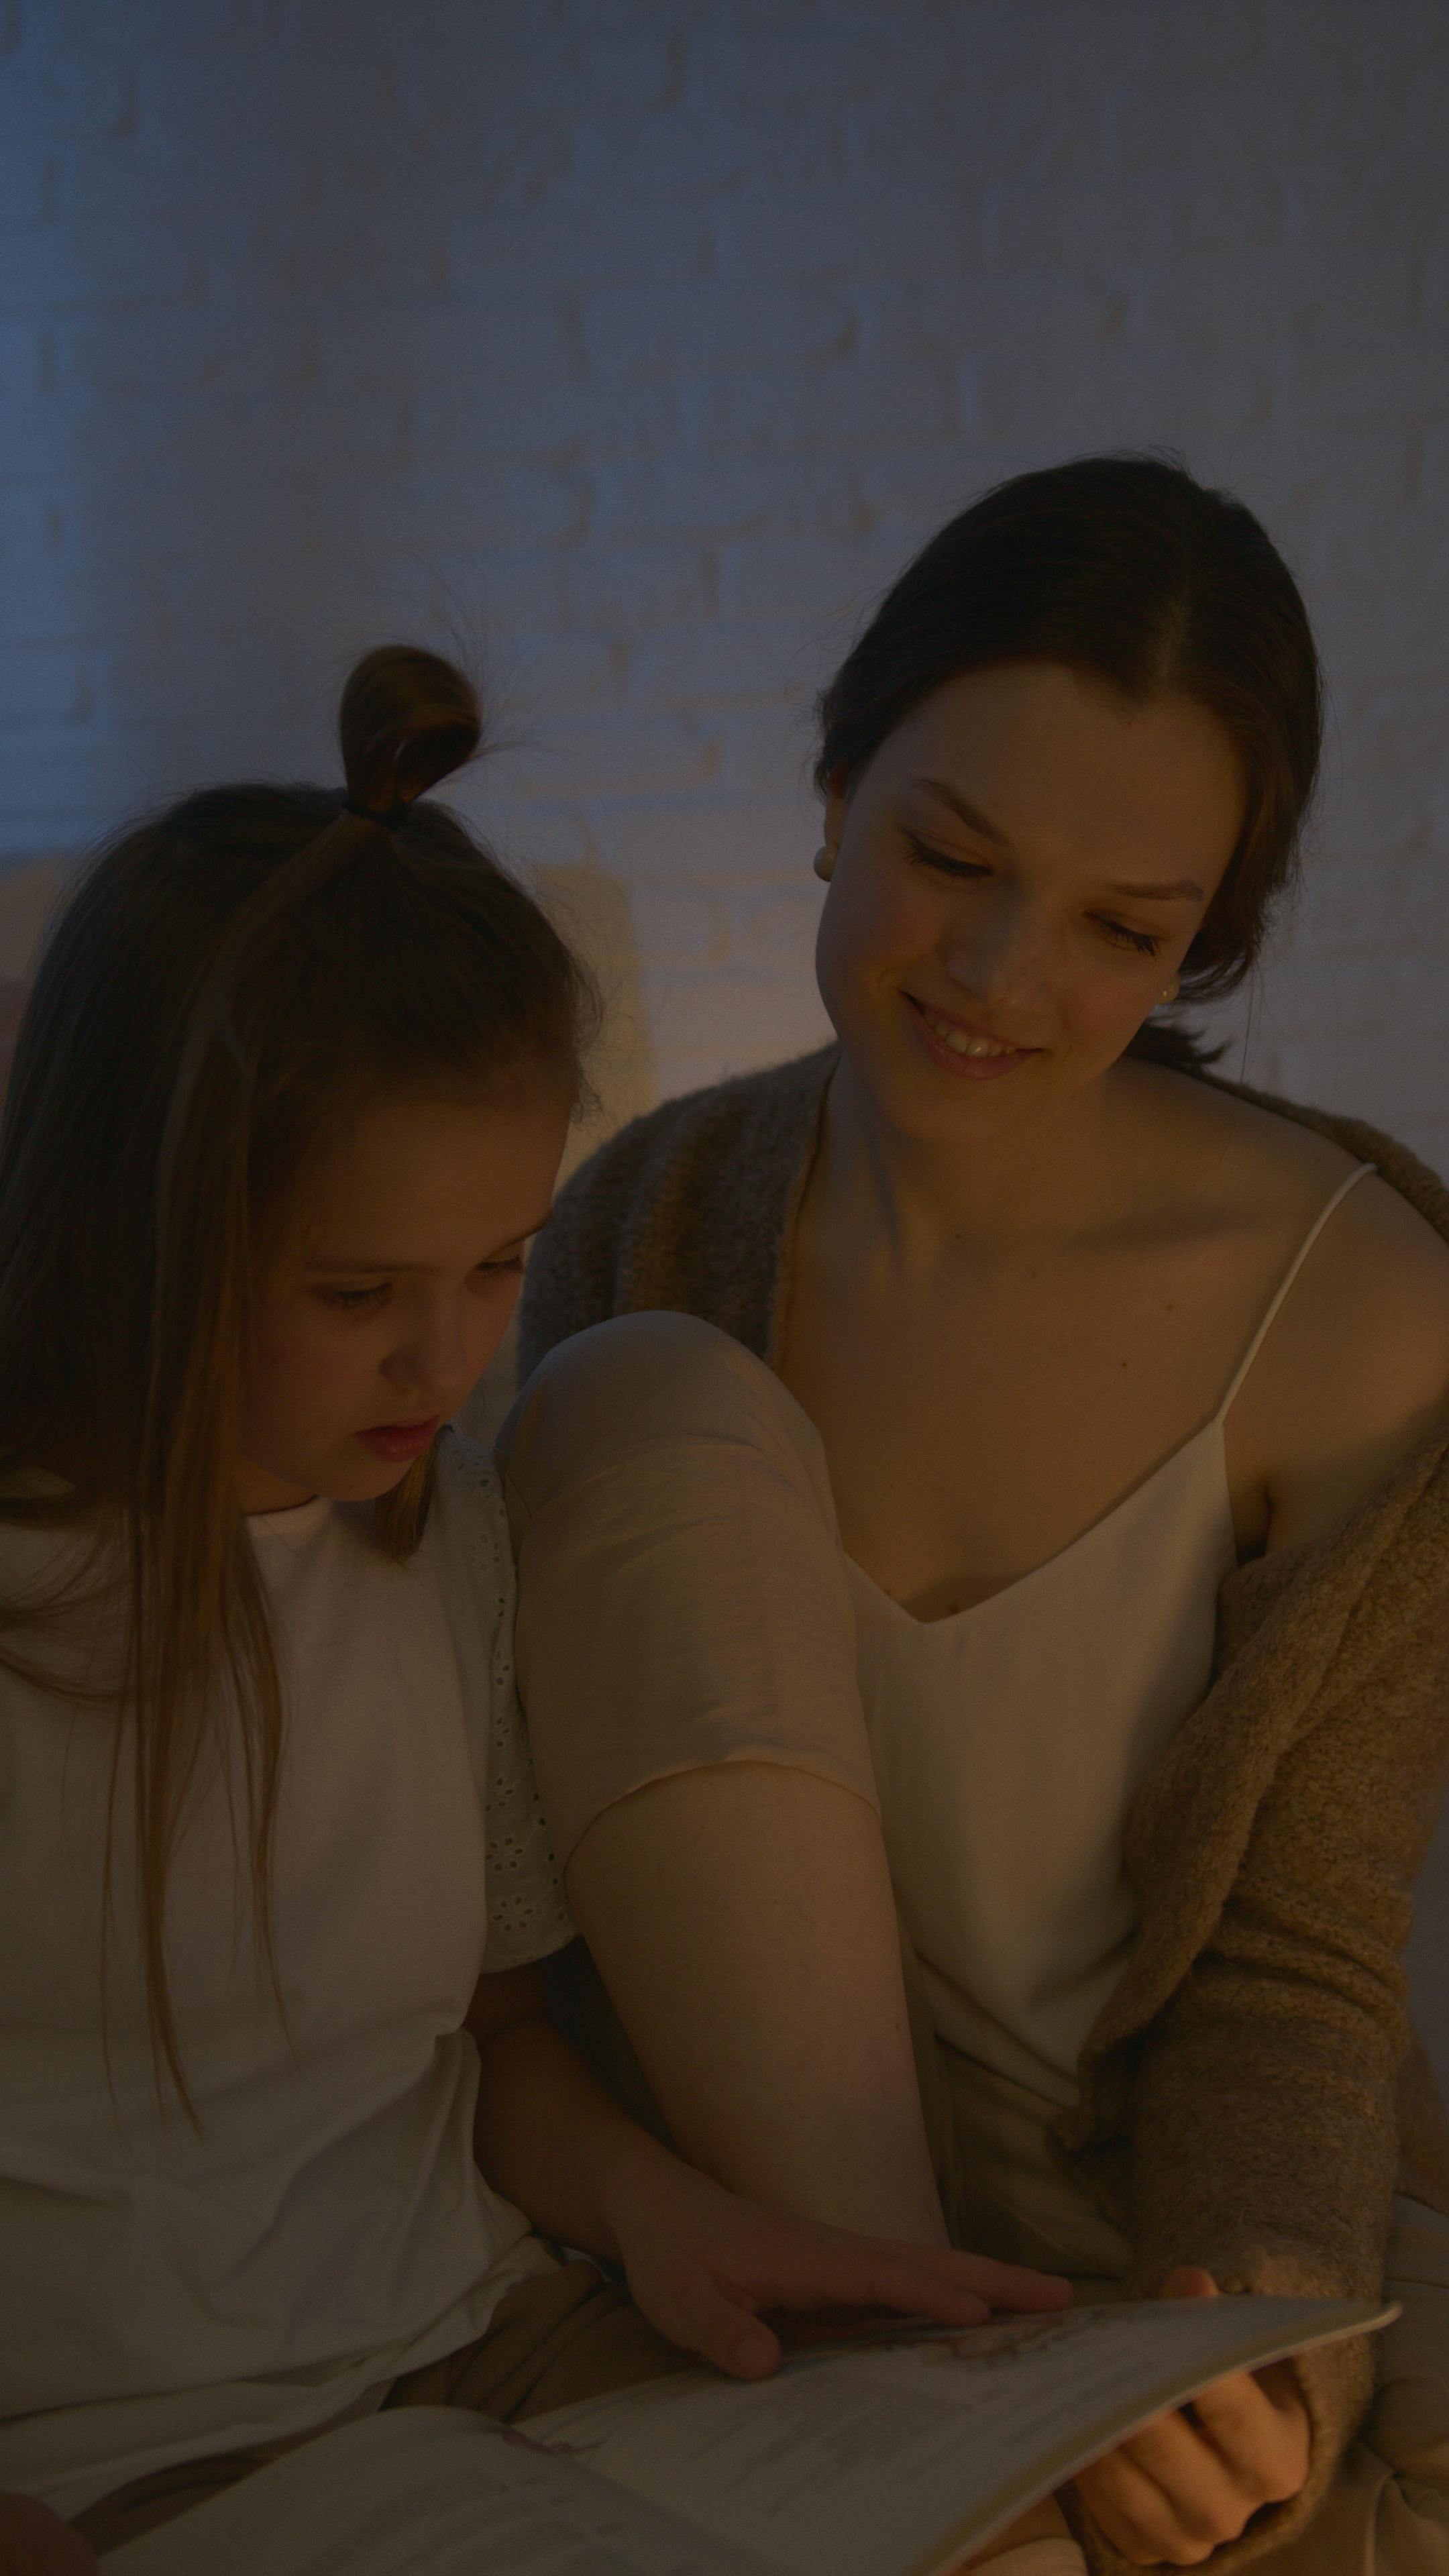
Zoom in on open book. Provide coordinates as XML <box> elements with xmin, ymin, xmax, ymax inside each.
<box><xmin>108</xmin><ymin>2294</ymin><xmax>1393</xmax><ymax>2576</ymax></box>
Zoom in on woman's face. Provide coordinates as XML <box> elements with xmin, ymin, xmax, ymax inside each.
<box><xmin>815</xmin><ymin>661</ymin><xmax>1245</xmax><ymax>1144</ymax></box>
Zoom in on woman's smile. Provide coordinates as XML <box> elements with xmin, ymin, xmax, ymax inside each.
<box><xmin>902</xmin><ymin>991</ymin><xmax>1043</xmax><ymax>1079</ymax></box>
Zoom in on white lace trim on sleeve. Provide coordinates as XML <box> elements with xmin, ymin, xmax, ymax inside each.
<box><xmin>441</xmin><ymin>1437</ymin><xmax>576</xmax><ymax>1973</ymax></box>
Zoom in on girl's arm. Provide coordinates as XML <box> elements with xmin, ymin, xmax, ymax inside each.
<box><xmin>0</xmin><ymin>2491</ymin><xmax>99</xmax><ymax>2575</ymax></box>
<box><xmin>465</xmin><ymin>1963</ymin><xmax>1069</xmax><ymax>2379</ymax></box>
<box><xmin>563</xmin><ymin>1761</ymin><xmax>953</xmax><ymax>2242</ymax></box>
<box><xmin>502</xmin><ymin>1312</ymin><xmax>966</xmax><ymax>2251</ymax></box>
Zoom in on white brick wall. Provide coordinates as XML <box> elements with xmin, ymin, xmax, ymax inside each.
<box><xmin>2</xmin><ymin>3</ymin><xmax>1448</xmax><ymax>2050</ymax></box>
<box><xmin>3</xmin><ymin>0</ymin><xmax>1446</xmax><ymax>1153</ymax></box>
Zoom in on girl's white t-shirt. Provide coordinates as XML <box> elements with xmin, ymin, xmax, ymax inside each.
<box><xmin>0</xmin><ymin>1434</ymin><xmax>574</xmax><ymax>2519</ymax></box>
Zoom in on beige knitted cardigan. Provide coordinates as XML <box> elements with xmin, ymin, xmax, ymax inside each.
<box><xmin>521</xmin><ymin>1044</ymin><xmax>1449</xmax><ymax>2568</ymax></box>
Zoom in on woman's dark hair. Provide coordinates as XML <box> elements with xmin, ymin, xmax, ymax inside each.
<box><xmin>0</xmin><ymin>643</ymin><xmax>595</xmax><ymax>2102</ymax></box>
<box><xmin>815</xmin><ymin>455</ymin><xmax>1322</xmax><ymax>1069</ymax></box>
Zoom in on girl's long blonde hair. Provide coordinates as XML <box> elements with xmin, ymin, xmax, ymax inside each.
<box><xmin>0</xmin><ymin>646</ymin><xmax>593</xmax><ymax>2105</ymax></box>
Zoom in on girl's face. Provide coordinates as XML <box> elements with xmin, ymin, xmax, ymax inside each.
<box><xmin>239</xmin><ymin>1085</ymin><xmax>570</xmax><ymax>1514</ymax></box>
<box><xmin>815</xmin><ymin>661</ymin><xmax>1245</xmax><ymax>1146</ymax></box>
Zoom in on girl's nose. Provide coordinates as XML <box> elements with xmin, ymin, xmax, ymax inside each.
<box><xmin>382</xmin><ymin>1301</ymin><xmax>470</xmax><ymax>1402</ymax></box>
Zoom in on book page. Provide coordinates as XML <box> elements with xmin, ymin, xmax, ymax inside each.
<box><xmin>103</xmin><ymin>2404</ymin><xmax>774</xmax><ymax>2576</ymax></box>
<box><xmin>532</xmin><ymin>2294</ymin><xmax>1395</xmax><ymax>2576</ymax></box>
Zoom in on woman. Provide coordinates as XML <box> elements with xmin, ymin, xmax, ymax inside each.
<box><xmin>503</xmin><ymin>458</ymin><xmax>1449</xmax><ymax>2572</ymax></box>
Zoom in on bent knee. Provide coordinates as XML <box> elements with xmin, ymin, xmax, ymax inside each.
<box><xmin>500</xmin><ymin>1311</ymin><xmax>830</xmax><ymax>1512</ymax></box>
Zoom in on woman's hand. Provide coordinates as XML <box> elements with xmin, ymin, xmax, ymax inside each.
<box><xmin>0</xmin><ymin>2493</ymin><xmax>99</xmax><ymax>2576</ymax></box>
<box><xmin>1072</xmin><ymin>2269</ymin><xmax>1311</xmax><ymax>2566</ymax></box>
<box><xmin>602</xmin><ymin>2140</ymin><xmax>1071</xmax><ymax>2379</ymax></box>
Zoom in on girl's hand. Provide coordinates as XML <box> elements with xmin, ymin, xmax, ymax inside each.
<box><xmin>602</xmin><ymin>2143</ymin><xmax>1071</xmax><ymax>2379</ymax></box>
<box><xmin>0</xmin><ymin>2493</ymin><xmax>99</xmax><ymax>2576</ymax></box>
<box><xmin>1072</xmin><ymin>2269</ymin><xmax>1311</xmax><ymax>2566</ymax></box>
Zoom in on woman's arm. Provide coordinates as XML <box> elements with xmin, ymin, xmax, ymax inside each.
<box><xmin>1132</xmin><ymin>1520</ymin><xmax>1449</xmax><ymax>2293</ymax></box>
<box><xmin>1085</xmin><ymin>1450</ymin><xmax>1449</xmax><ymax>2571</ymax></box>
<box><xmin>1022</xmin><ymin>1180</ymin><xmax>1449</xmax><ymax>2572</ymax></box>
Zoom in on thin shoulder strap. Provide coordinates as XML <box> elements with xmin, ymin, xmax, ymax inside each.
<box><xmin>1216</xmin><ymin>1162</ymin><xmax>1378</xmax><ymax>1421</ymax></box>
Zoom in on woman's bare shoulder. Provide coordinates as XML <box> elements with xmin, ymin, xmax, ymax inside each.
<box><xmin>1145</xmin><ymin>1065</ymin><xmax>1448</xmax><ymax>1255</ymax></box>
<box><xmin>1136</xmin><ymin>1067</ymin><xmax>1449</xmax><ymax>1539</ymax></box>
<box><xmin>1256</xmin><ymin>1169</ymin><xmax>1449</xmax><ymax>1544</ymax></box>
<box><xmin>1234</xmin><ymin>1112</ymin><xmax>1448</xmax><ymax>1528</ymax></box>
<box><xmin>1281</xmin><ymin>1157</ymin><xmax>1449</xmax><ymax>1416</ymax></box>
<box><xmin>1141</xmin><ymin>1063</ymin><xmax>1360</xmax><ymax>1197</ymax></box>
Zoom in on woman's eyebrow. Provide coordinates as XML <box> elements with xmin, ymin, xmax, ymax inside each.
<box><xmin>908</xmin><ymin>777</ymin><xmax>1009</xmax><ymax>843</ymax></box>
<box><xmin>910</xmin><ymin>779</ymin><xmax>1205</xmax><ymax>902</ymax></box>
<box><xmin>1102</xmin><ymin>875</ymin><xmax>1205</xmax><ymax>901</ymax></box>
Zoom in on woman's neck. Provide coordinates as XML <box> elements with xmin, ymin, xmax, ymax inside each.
<box><xmin>820</xmin><ymin>1051</ymin><xmax>1142</xmax><ymax>1263</ymax></box>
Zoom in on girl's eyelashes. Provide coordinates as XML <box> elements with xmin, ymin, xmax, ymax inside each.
<box><xmin>903</xmin><ymin>830</ymin><xmax>1164</xmax><ymax>961</ymax></box>
<box><xmin>318</xmin><ymin>1256</ymin><xmax>527</xmax><ymax>1313</ymax></box>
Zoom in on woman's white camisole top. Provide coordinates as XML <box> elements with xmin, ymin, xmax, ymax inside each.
<box><xmin>846</xmin><ymin>1165</ymin><xmax>1377</xmax><ymax>2129</ymax></box>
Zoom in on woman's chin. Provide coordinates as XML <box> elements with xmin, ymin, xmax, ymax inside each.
<box><xmin>842</xmin><ymin>1029</ymin><xmax>1057</xmax><ymax>1142</ymax></box>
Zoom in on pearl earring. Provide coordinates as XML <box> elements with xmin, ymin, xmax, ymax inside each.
<box><xmin>812</xmin><ymin>845</ymin><xmax>836</xmax><ymax>883</ymax></box>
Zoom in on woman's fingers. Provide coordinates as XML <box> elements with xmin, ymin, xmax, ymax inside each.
<box><xmin>1076</xmin><ymin>2404</ymin><xmax>1261</xmax><ymax>2567</ymax></box>
<box><xmin>1187</xmin><ymin>2361</ymin><xmax>1311</xmax><ymax>2502</ymax></box>
<box><xmin>1110</xmin><ymin>2403</ymin><xmax>1268</xmax><ymax>2536</ymax></box>
<box><xmin>1075</xmin><ymin>2442</ymin><xmax>1218</xmax><ymax>2567</ymax></box>
<box><xmin>1161</xmin><ymin>2265</ymin><xmax>1218</xmax><ymax>2300</ymax></box>
<box><xmin>1073</xmin><ymin>2262</ymin><xmax>1309</xmax><ymax>2564</ymax></box>
<box><xmin>1075</xmin><ymin>2369</ymin><xmax>1309</xmax><ymax>2563</ymax></box>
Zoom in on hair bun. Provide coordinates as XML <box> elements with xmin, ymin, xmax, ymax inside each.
<box><xmin>338</xmin><ymin>645</ymin><xmax>482</xmax><ymax>816</ymax></box>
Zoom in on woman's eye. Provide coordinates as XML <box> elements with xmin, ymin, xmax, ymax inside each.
<box><xmin>1095</xmin><ymin>918</ymin><xmax>1162</xmax><ymax>957</ymax></box>
<box><xmin>323</xmin><ymin>1283</ymin><xmax>390</xmax><ymax>1311</ymax></box>
<box><xmin>904</xmin><ymin>833</ymin><xmax>991</xmax><ymax>881</ymax></box>
<box><xmin>474</xmin><ymin>1256</ymin><xmax>526</xmax><ymax>1281</ymax></box>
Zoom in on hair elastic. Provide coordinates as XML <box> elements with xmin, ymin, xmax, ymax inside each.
<box><xmin>343</xmin><ymin>796</ymin><xmax>414</xmax><ymax>832</ymax></box>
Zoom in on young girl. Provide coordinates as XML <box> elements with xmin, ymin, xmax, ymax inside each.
<box><xmin>505</xmin><ymin>459</ymin><xmax>1449</xmax><ymax>2572</ymax></box>
<box><xmin>0</xmin><ymin>647</ymin><xmax>1064</xmax><ymax>2575</ymax></box>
